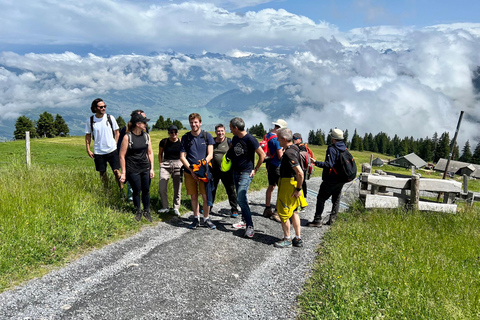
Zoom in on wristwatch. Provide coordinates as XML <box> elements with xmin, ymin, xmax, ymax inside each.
<box><xmin>295</xmin><ymin>187</ymin><xmax>302</xmax><ymax>192</ymax></box>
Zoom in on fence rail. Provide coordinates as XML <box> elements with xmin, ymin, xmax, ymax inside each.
<box><xmin>359</xmin><ymin>163</ymin><xmax>464</xmax><ymax>214</ymax></box>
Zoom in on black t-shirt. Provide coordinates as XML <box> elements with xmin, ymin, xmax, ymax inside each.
<box><xmin>231</xmin><ymin>133</ymin><xmax>260</xmax><ymax>173</ymax></box>
<box><xmin>160</xmin><ymin>138</ymin><xmax>182</xmax><ymax>161</ymax></box>
<box><xmin>280</xmin><ymin>144</ymin><xmax>300</xmax><ymax>178</ymax></box>
<box><xmin>126</xmin><ymin>132</ymin><xmax>150</xmax><ymax>173</ymax></box>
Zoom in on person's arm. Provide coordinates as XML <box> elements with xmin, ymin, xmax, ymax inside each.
<box><xmin>119</xmin><ymin>135</ymin><xmax>129</xmax><ymax>183</ymax></box>
<box><xmin>158</xmin><ymin>141</ymin><xmax>164</xmax><ymax>165</ymax></box>
<box><xmin>315</xmin><ymin>147</ymin><xmax>336</xmax><ymax>168</ymax></box>
<box><xmin>147</xmin><ymin>134</ymin><xmax>155</xmax><ymax>179</ymax></box>
<box><xmin>206</xmin><ymin>144</ymin><xmax>213</xmax><ymax>163</ymax></box>
<box><xmin>114</xmin><ymin>129</ymin><xmax>119</xmax><ymax>144</ymax></box>
<box><xmin>85</xmin><ymin>134</ymin><xmax>94</xmax><ymax>159</ymax></box>
<box><xmin>292</xmin><ymin>165</ymin><xmax>304</xmax><ymax>198</ymax></box>
<box><xmin>252</xmin><ymin>146</ymin><xmax>266</xmax><ymax>177</ymax></box>
<box><xmin>276</xmin><ymin>147</ymin><xmax>283</xmax><ymax>160</ymax></box>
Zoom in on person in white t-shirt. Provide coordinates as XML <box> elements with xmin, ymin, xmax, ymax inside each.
<box><xmin>85</xmin><ymin>98</ymin><xmax>122</xmax><ymax>188</ymax></box>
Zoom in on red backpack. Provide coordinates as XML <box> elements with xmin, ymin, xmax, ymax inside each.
<box><xmin>260</xmin><ymin>133</ymin><xmax>277</xmax><ymax>159</ymax></box>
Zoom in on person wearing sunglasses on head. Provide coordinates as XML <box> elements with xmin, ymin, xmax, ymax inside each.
<box><xmin>119</xmin><ymin>113</ymin><xmax>154</xmax><ymax>222</ymax></box>
<box><xmin>158</xmin><ymin>125</ymin><xmax>183</xmax><ymax>217</ymax></box>
<box><xmin>85</xmin><ymin>98</ymin><xmax>122</xmax><ymax>190</ymax></box>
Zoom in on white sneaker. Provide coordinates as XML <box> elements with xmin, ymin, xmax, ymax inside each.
<box><xmin>244</xmin><ymin>225</ymin><xmax>254</xmax><ymax>238</ymax></box>
<box><xmin>232</xmin><ymin>221</ymin><xmax>246</xmax><ymax>229</ymax></box>
<box><xmin>158</xmin><ymin>208</ymin><xmax>170</xmax><ymax>214</ymax></box>
<box><xmin>173</xmin><ymin>208</ymin><xmax>181</xmax><ymax>217</ymax></box>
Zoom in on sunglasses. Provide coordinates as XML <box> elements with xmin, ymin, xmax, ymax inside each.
<box><xmin>97</xmin><ymin>105</ymin><xmax>107</xmax><ymax>109</ymax></box>
<box><xmin>168</xmin><ymin>131</ymin><xmax>178</xmax><ymax>134</ymax></box>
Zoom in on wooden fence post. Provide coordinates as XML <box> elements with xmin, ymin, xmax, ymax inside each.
<box><xmin>463</xmin><ymin>174</ymin><xmax>468</xmax><ymax>194</ymax></box>
<box><xmin>25</xmin><ymin>131</ymin><xmax>31</xmax><ymax>170</ymax></box>
<box><xmin>410</xmin><ymin>174</ymin><xmax>420</xmax><ymax>209</ymax></box>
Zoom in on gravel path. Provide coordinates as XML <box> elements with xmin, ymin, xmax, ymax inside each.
<box><xmin>0</xmin><ymin>177</ymin><xmax>359</xmax><ymax>320</ymax></box>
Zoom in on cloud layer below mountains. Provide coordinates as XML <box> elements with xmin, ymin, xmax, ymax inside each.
<box><xmin>0</xmin><ymin>0</ymin><xmax>479</xmax><ymax>145</ymax></box>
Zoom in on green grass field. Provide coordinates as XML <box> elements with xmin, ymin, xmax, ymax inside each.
<box><xmin>1</xmin><ymin>135</ymin><xmax>479</xmax><ymax>319</ymax></box>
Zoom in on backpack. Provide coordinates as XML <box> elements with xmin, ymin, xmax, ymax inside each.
<box><xmin>126</xmin><ymin>131</ymin><xmax>149</xmax><ymax>149</ymax></box>
<box><xmin>299</xmin><ymin>148</ymin><xmax>314</xmax><ymax>180</ymax></box>
<box><xmin>332</xmin><ymin>145</ymin><xmax>357</xmax><ymax>182</ymax></box>
<box><xmin>260</xmin><ymin>133</ymin><xmax>277</xmax><ymax>158</ymax></box>
<box><xmin>90</xmin><ymin>114</ymin><xmax>115</xmax><ymax>141</ymax></box>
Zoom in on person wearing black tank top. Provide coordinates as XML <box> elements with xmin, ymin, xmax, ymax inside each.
<box><xmin>119</xmin><ymin>113</ymin><xmax>154</xmax><ymax>222</ymax></box>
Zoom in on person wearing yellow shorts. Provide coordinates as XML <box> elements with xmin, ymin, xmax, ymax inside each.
<box><xmin>274</xmin><ymin>128</ymin><xmax>307</xmax><ymax>248</ymax></box>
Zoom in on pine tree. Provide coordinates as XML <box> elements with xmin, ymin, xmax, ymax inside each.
<box><xmin>308</xmin><ymin>130</ymin><xmax>316</xmax><ymax>145</ymax></box>
<box><xmin>434</xmin><ymin>132</ymin><xmax>450</xmax><ymax>162</ymax></box>
<box><xmin>152</xmin><ymin>115</ymin><xmax>165</xmax><ymax>131</ymax></box>
<box><xmin>117</xmin><ymin>116</ymin><xmax>126</xmax><ymax>129</ymax></box>
<box><xmin>165</xmin><ymin>117</ymin><xmax>173</xmax><ymax>129</ymax></box>
<box><xmin>14</xmin><ymin>116</ymin><xmax>37</xmax><ymax>139</ymax></box>
<box><xmin>36</xmin><ymin>112</ymin><xmax>56</xmax><ymax>138</ymax></box>
<box><xmin>173</xmin><ymin>119</ymin><xmax>184</xmax><ymax>130</ymax></box>
<box><xmin>459</xmin><ymin>140</ymin><xmax>472</xmax><ymax>163</ymax></box>
<box><xmin>363</xmin><ymin>133</ymin><xmax>370</xmax><ymax>151</ymax></box>
<box><xmin>472</xmin><ymin>142</ymin><xmax>480</xmax><ymax>164</ymax></box>
<box><xmin>53</xmin><ymin>114</ymin><xmax>69</xmax><ymax>137</ymax></box>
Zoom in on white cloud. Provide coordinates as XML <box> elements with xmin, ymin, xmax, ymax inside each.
<box><xmin>0</xmin><ymin>0</ymin><xmax>340</xmax><ymax>54</ymax></box>
<box><xmin>284</xmin><ymin>26</ymin><xmax>480</xmax><ymax>146</ymax></box>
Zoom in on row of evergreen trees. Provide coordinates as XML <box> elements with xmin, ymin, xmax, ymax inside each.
<box><xmin>307</xmin><ymin>128</ymin><xmax>480</xmax><ymax>165</ymax></box>
<box><xmin>151</xmin><ymin>115</ymin><xmax>185</xmax><ymax>131</ymax></box>
<box><xmin>14</xmin><ymin>112</ymin><xmax>70</xmax><ymax>139</ymax></box>
<box><xmin>13</xmin><ymin>112</ymin><xmax>188</xmax><ymax>140</ymax></box>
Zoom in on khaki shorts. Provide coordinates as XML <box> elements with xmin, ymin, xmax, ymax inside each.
<box><xmin>184</xmin><ymin>172</ymin><xmax>206</xmax><ymax>196</ymax></box>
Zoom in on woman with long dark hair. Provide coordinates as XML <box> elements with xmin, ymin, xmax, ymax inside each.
<box><xmin>119</xmin><ymin>113</ymin><xmax>154</xmax><ymax>222</ymax></box>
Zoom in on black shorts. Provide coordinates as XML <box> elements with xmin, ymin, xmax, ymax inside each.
<box><xmin>267</xmin><ymin>162</ymin><xmax>280</xmax><ymax>186</ymax></box>
<box><xmin>94</xmin><ymin>151</ymin><xmax>120</xmax><ymax>172</ymax></box>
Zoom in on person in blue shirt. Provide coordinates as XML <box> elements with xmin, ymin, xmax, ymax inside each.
<box><xmin>180</xmin><ymin>113</ymin><xmax>216</xmax><ymax>230</ymax></box>
<box><xmin>263</xmin><ymin>119</ymin><xmax>287</xmax><ymax>222</ymax></box>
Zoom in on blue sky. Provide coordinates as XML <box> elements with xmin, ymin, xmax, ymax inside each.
<box><xmin>243</xmin><ymin>0</ymin><xmax>480</xmax><ymax>30</ymax></box>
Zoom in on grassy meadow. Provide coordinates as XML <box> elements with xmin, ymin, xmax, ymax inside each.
<box><xmin>1</xmin><ymin>133</ymin><xmax>480</xmax><ymax>319</ymax></box>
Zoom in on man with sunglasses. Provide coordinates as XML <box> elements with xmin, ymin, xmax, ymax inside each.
<box><xmin>85</xmin><ymin>98</ymin><xmax>122</xmax><ymax>188</ymax></box>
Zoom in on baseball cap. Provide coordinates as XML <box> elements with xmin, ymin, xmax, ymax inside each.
<box><xmin>293</xmin><ymin>133</ymin><xmax>302</xmax><ymax>140</ymax></box>
<box><xmin>130</xmin><ymin>113</ymin><xmax>150</xmax><ymax>124</ymax></box>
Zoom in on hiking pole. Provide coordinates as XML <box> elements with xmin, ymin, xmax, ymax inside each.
<box><xmin>437</xmin><ymin>110</ymin><xmax>464</xmax><ymax>202</ymax></box>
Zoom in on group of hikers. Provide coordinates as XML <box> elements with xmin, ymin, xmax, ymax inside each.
<box><xmin>85</xmin><ymin>98</ymin><xmax>351</xmax><ymax>248</ymax></box>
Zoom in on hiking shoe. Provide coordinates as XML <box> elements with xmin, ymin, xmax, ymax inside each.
<box><xmin>306</xmin><ymin>220</ymin><xmax>322</xmax><ymax>227</ymax></box>
<box><xmin>189</xmin><ymin>218</ymin><xmax>200</xmax><ymax>229</ymax></box>
<box><xmin>263</xmin><ymin>207</ymin><xmax>273</xmax><ymax>218</ymax></box>
<box><xmin>203</xmin><ymin>218</ymin><xmax>216</xmax><ymax>229</ymax></box>
<box><xmin>292</xmin><ymin>237</ymin><xmax>304</xmax><ymax>247</ymax></box>
<box><xmin>244</xmin><ymin>226</ymin><xmax>254</xmax><ymax>238</ymax></box>
<box><xmin>173</xmin><ymin>208</ymin><xmax>181</xmax><ymax>217</ymax></box>
<box><xmin>274</xmin><ymin>238</ymin><xmax>292</xmax><ymax>248</ymax></box>
<box><xmin>143</xmin><ymin>210</ymin><xmax>153</xmax><ymax>222</ymax></box>
<box><xmin>158</xmin><ymin>208</ymin><xmax>170</xmax><ymax>214</ymax></box>
<box><xmin>270</xmin><ymin>213</ymin><xmax>281</xmax><ymax>223</ymax></box>
<box><xmin>232</xmin><ymin>221</ymin><xmax>246</xmax><ymax>229</ymax></box>
<box><xmin>134</xmin><ymin>211</ymin><xmax>142</xmax><ymax>222</ymax></box>
<box><xmin>231</xmin><ymin>211</ymin><xmax>238</xmax><ymax>218</ymax></box>
<box><xmin>325</xmin><ymin>214</ymin><xmax>337</xmax><ymax>225</ymax></box>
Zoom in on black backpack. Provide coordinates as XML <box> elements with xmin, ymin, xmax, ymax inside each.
<box><xmin>332</xmin><ymin>145</ymin><xmax>357</xmax><ymax>182</ymax></box>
